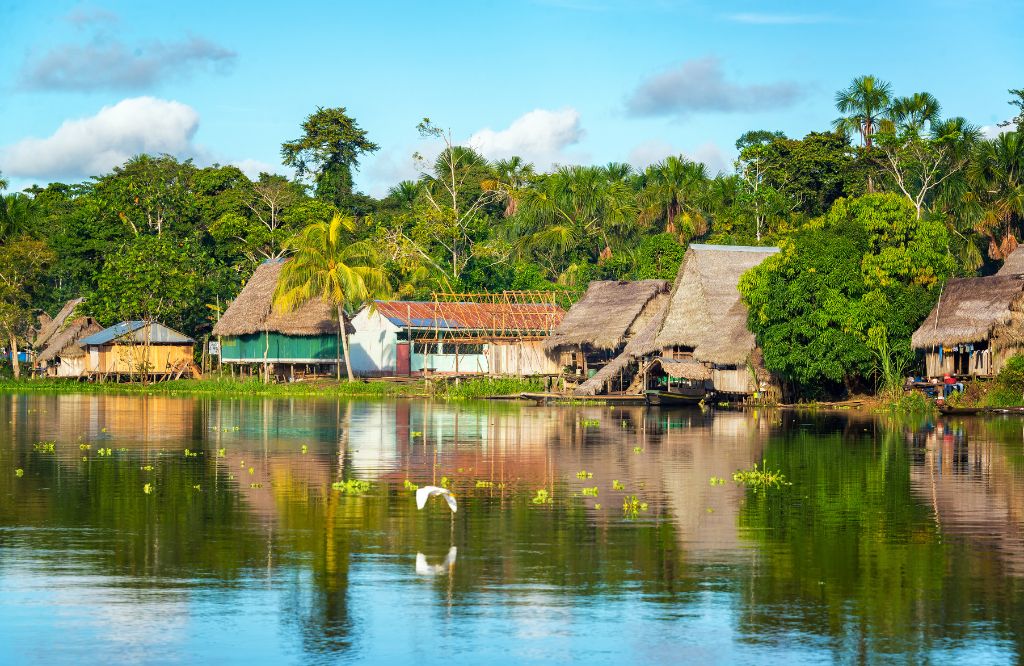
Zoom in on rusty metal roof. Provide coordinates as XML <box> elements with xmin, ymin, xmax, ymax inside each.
<box><xmin>372</xmin><ymin>300</ymin><xmax>564</xmax><ymax>334</ymax></box>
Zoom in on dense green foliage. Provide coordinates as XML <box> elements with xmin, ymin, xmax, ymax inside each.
<box><xmin>2</xmin><ymin>81</ymin><xmax>1023</xmax><ymax>395</ymax></box>
<box><xmin>740</xmin><ymin>194</ymin><xmax>953</xmax><ymax>395</ymax></box>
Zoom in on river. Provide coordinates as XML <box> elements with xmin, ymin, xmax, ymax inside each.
<box><xmin>1</xmin><ymin>394</ymin><xmax>1022</xmax><ymax>664</ymax></box>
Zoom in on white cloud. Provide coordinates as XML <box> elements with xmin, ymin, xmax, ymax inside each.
<box><xmin>0</xmin><ymin>97</ymin><xmax>200</xmax><ymax>180</ymax></box>
<box><xmin>627</xmin><ymin>139</ymin><xmax>731</xmax><ymax>174</ymax></box>
<box><xmin>468</xmin><ymin>108</ymin><xmax>585</xmax><ymax>169</ymax></box>
<box><xmin>981</xmin><ymin>124</ymin><xmax>1013</xmax><ymax>139</ymax></box>
<box><xmin>233</xmin><ymin>158</ymin><xmax>281</xmax><ymax>180</ymax></box>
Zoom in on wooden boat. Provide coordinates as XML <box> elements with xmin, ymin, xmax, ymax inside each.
<box><xmin>645</xmin><ymin>390</ymin><xmax>706</xmax><ymax>406</ymax></box>
<box><xmin>519</xmin><ymin>392</ymin><xmax>648</xmax><ymax>405</ymax></box>
<box><xmin>937</xmin><ymin>404</ymin><xmax>984</xmax><ymax>415</ymax></box>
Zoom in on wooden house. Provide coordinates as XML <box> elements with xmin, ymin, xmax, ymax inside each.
<box><xmin>212</xmin><ymin>259</ymin><xmax>350</xmax><ymax>378</ymax></box>
<box><xmin>543</xmin><ymin>280</ymin><xmax>670</xmax><ymax>388</ymax></box>
<box><xmin>349</xmin><ymin>299</ymin><xmax>565</xmax><ymax>377</ymax></box>
<box><xmin>78</xmin><ymin>321</ymin><xmax>196</xmax><ymax>378</ymax></box>
<box><xmin>911</xmin><ymin>273</ymin><xmax>1024</xmax><ymax>378</ymax></box>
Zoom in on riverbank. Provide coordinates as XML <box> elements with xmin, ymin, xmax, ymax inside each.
<box><xmin>0</xmin><ymin>376</ymin><xmax>544</xmax><ymax>400</ymax></box>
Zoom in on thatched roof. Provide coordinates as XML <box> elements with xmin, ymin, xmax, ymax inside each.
<box><xmin>573</xmin><ymin>294</ymin><xmax>669</xmax><ymax>395</ymax></box>
<box><xmin>911</xmin><ymin>275</ymin><xmax>1024</xmax><ymax>349</ymax></box>
<box><xmin>999</xmin><ymin>246</ymin><xmax>1024</xmax><ymax>276</ymax></box>
<box><xmin>213</xmin><ymin>260</ymin><xmax>351</xmax><ymax>337</ymax></box>
<box><xmin>652</xmin><ymin>244</ymin><xmax>779</xmax><ymax>366</ymax></box>
<box><xmin>657</xmin><ymin>358</ymin><xmax>711</xmax><ymax>381</ymax></box>
<box><xmin>36</xmin><ymin>317</ymin><xmax>102</xmax><ymax>363</ymax></box>
<box><xmin>544</xmin><ymin>279</ymin><xmax>670</xmax><ymax>352</ymax></box>
<box><xmin>33</xmin><ymin>298</ymin><xmax>84</xmax><ymax>349</ymax></box>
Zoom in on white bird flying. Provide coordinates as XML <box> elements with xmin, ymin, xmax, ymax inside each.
<box><xmin>416</xmin><ymin>485</ymin><xmax>457</xmax><ymax>513</ymax></box>
<box><xmin>415</xmin><ymin>546</ymin><xmax>458</xmax><ymax>576</ymax></box>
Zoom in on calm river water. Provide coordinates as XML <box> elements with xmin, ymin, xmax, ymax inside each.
<box><xmin>2</xmin><ymin>394</ymin><xmax>1024</xmax><ymax>664</ymax></box>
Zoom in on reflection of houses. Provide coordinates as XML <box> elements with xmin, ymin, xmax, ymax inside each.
<box><xmin>213</xmin><ymin>259</ymin><xmax>349</xmax><ymax>378</ymax></box>
<box><xmin>573</xmin><ymin>245</ymin><xmax>779</xmax><ymax>399</ymax></box>
<box><xmin>543</xmin><ymin>280</ymin><xmax>670</xmax><ymax>391</ymax></box>
<box><xmin>349</xmin><ymin>299</ymin><xmax>564</xmax><ymax>377</ymax></box>
<box><xmin>910</xmin><ymin>270</ymin><xmax>1024</xmax><ymax>378</ymax></box>
<box><xmin>79</xmin><ymin>321</ymin><xmax>196</xmax><ymax>378</ymax></box>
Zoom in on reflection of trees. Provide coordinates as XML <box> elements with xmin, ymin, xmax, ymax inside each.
<box><xmin>736</xmin><ymin>419</ymin><xmax>994</xmax><ymax>657</ymax></box>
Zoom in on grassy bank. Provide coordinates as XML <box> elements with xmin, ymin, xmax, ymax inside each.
<box><xmin>0</xmin><ymin>375</ymin><xmax>544</xmax><ymax>400</ymax></box>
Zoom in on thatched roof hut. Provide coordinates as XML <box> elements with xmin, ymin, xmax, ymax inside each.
<box><xmin>651</xmin><ymin>244</ymin><xmax>779</xmax><ymax>365</ymax></box>
<box><xmin>573</xmin><ymin>293</ymin><xmax>669</xmax><ymax>395</ymax></box>
<box><xmin>544</xmin><ymin>280</ymin><xmax>670</xmax><ymax>352</ymax></box>
<box><xmin>33</xmin><ymin>298</ymin><xmax>84</xmax><ymax>349</ymax></box>
<box><xmin>911</xmin><ymin>275</ymin><xmax>1024</xmax><ymax>350</ymax></box>
<box><xmin>212</xmin><ymin>259</ymin><xmax>352</xmax><ymax>337</ymax></box>
<box><xmin>36</xmin><ymin>317</ymin><xmax>102</xmax><ymax>364</ymax></box>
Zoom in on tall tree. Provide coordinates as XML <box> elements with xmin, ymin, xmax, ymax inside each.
<box><xmin>833</xmin><ymin>75</ymin><xmax>893</xmax><ymax>150</ymax></box>
<box><xmin>637</xmin><ymin>156</ymin><xmax>710</xmax><ymax>240</ymax></box>
<box><xmin>0</xmin><ymin>239</ymin><xmax>55</xmax><ymax>378</ymax></box>
<box><xmin>888</xmin><ymin>92</ymin><xmax>942</xmax><ymax>137</ymax></box>
<box><xmin>92</xmin><ymin>154</ymin><xmax>199</xmax><ymax>236</ymax></box>
<box><xmin>281</xmin><ymin>107</ymin><xmax>379</xmax><ymax>210</ymax></box>
<box><xmin>967</xmin><ymin>132</ymin><xmax>1024</xmax><ymax>259</ymax></box>
<box><xmin>274</xmin><ymin>214</ymin><xmax>388</xmax><ymax>381</ymax></box>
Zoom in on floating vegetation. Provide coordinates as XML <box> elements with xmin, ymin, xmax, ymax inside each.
<box><xmin>582</xmin><ymin>486</ymin><xmax>599</xmax><ymax>497</ymax></box>
<box><xmin>193</xmin><ymin>484</ymin><xmax>201</xmax><ymax>491</ymax></box>
<box><xmin>79</xmin><ymin>444</ymin><xmax>91</xmax><ymax>451</ymax></box>
<box><xmin>709</xmin><ymin>476</ymin><xmax>726</xmax><ymax>486</ymax></box>
<box><xmin>576</xmin><ymin>470</ymin><xmax>593</xmax><ymax>479</ymax></box>
<box><xmin>332</xmin><ymin>479</ymin><xmax>371</xmax><ymax>494</ymax></box>
<box><xmin>101</xmin><ymin>428</ymin><xmax>108</xmax><ymax>433</ymax></box>
<box><xmin>97</xmin><ymin>447</ymin><xmax>112</xmax><ymax>457</ymax></box>
<box><xmin>217</xmin><ymin>448</ymin><xmax>226</xmax><ymax>458</ymax></box>
<box><xmin>440</xmin><ymin>476</ymin><xmax>450</xmax><ymax>489</ymax></box>
<box><xmin>531</xmin><ymin>489</ymin><xmax>552</xmax><ymax>504</ymax></box>
<box><xmin>621</xmin><ymin>420</ymin><xmax>629</xmax><ymax>428</ymax></box>
<box><xmin>143</xmin><ymin>483</ymin><xmax>154</xmax><ymax>495</ymax></box>
<box><xmin>732</xmin><ymin>460</ymin><xmax>791</xmax><ymax>490</ymax></box>
<box><xmin>622</xmin><ymin>495</ymin><xmax>649</xmax><ymax>519</ymax></box>
<box><xmin>248</xmin><ymin>467</ymin><xmax>255</xmax><ymax>476</ymax></box>
<box><xmin>33</xmin><ymin>441</ymin><xmax>56</xmax><ymax>453</ymax></box>
<box><xmin>633</xmin><ymin>446</ymin><xmax>643</xmax><ymax>454</ymax></box>
<box><xmin>612</xmin><ymin>480</ymin><xmax>625</xmax><ymax>491</ymax></box>
<box><xmin>404</xmin><ymin>479</ymin><xmax>419</xmax><ymax>491</ymax></box>
<box><xmin>594</xmin><ymin>503</ymin><xmax>601</xmax><ymax>510</ymax></box>
<box><xmin>141</xmin><ymin>465</ymin><xmax>154</xmax><ymax>471</ymax></box>
<box><xmin>475</xmin><ymin>480</ymin><xmax>494</xmax><ymax>488</ymax></box>
<box><xmin>580</xmin><ymin>419</ymin><xmax>599</xmax><ymax>428</ymax></box>
<box><xmin>250</xmin><ymin>483</ymin><xmax>263</xmax><ymax>489</ymax></box>
<box><xmin>301</xmin><ymin>445</ymin><xmax>308</xmax><ymax>454</ymax></box>
<box><xmin>184</xmin><ymin>449</ymin><xmax>198</xmax><ymax>458</ymax></box>
<box><xmin>15</xmin><ymin>468</ymin><xmax>24</xmax><ymax>477</ymax></box>
<box><xmin>411</xmin><ymin>431</ymin><xmax>423</xmax><ymax>438</ymax></box>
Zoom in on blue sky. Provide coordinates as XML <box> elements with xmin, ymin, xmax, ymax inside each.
<box><xmin>1</xmin><ymin>0</ymin><xmax>1022</xmax><ymax>196</ymax></box>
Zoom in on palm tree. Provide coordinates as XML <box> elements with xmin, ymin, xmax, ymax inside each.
<box><xmin>0</xmin><ymin>193</ymin><xmax>39</xmax><ymax>242</ymax></box>
<box><xmin>0</xmin><ymin>172</ymin><xmax>8</xmax><ymax>191</ymax></box>
<box><xmin>637</xmin><ymin>156</ymin><xmax>710</xmax><ymax>239</ymax></box>
<box><xmin>274</xmin><ymin>213</ymin><xmax>389</xmax><ymax>381</ymax></box>
<box><xmin>833</xmin><ymin>75</ymin><xmax>893</xmax><ymax>150</ymax></box>
<box><xmin>966</xmin><ymin>132</ymin><xmax>1024</xmax><ymax>259</ymax></box>
<box><xmin>512</xmin><ymin>165</ymin><xmax>638</xmax><ymax>280</ymax></box>
<box><xmin>889</xmin><ymin>92</ymin><xmax>942</xmax><ymax>137</ymax></box>
<box><xmin>482</xmin><ymin>156</ymin><xmax>535</xmax><ymax>217</ymax></box>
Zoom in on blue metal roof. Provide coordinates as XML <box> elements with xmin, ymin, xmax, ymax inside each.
<box><xmin>78</xmin><ymin>321</ymin><xmax>194</xmax><ymax>346</ymax></box>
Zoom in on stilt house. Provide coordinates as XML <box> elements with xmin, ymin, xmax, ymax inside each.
<box><xmin>911</xmin><ymin>272</ymin><xmax>1024</xmax><ymax>378</ymax></box>
<box><xmin>543</xmin><ymin>280</ymin><xmax>670</xmax><ymax>389</ymax></box>
<box><xmin>213</xmin><ymin>259</ymin><xmax>350</xmax><ymax>378</ymax></box>
<box><xmin>79</xmin><ymin>321</ymin><xmax>195</xmax><ymax>378</ymax></box>
<box><xmin>36</xmin><ymin>316</ymin><xmax>103</xmax><ymax>377</ymax></box>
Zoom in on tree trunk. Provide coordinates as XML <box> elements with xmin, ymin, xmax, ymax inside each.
<box><xmin>337</xmin><ymin>306</ymin><xmax>354</xmax><ymax>382</ymax></box>
<box><xmin>9</xmin><ymin>334</ymin><xmax>20</xmax><ymax>380</ymax></box>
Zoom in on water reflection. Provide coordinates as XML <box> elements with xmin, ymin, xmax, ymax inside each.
<box><xmin>2</xmin><ymin>394</ymin><xmax>1024</xmax><ymax>663</ymax></box>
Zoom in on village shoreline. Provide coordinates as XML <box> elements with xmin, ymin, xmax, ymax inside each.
<box><xmin>0</xmin><ymin>375</ymin><xmax>544</xmax><ymax>400</ymax></box>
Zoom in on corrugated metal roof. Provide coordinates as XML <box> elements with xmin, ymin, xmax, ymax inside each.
<box><xmin>79</xmin><ymin>321</ymin><xmax>194</xmax><ymax>346</ymax></box>
<box><xmin>373</xmin><ymin>301</ymin><xmax>564</xmax><ymax>331</ymax></box>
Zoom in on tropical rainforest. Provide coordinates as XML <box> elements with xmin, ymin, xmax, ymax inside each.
<box><xmin>1</xmin><ymin>77</ymin><xmax>1022</xmax><ymax>395</ymax></box>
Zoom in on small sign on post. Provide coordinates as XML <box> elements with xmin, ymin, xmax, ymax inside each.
<box><xmin>209</xmin><ymin>341</ymin><xmax>221</xmax><ymax>356</ymax></box>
